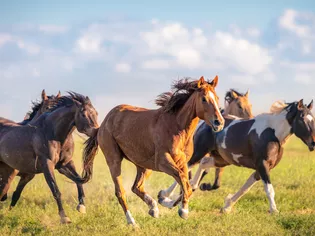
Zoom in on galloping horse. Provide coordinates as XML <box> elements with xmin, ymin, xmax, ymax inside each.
<box><xmin>0</xmin><ymin>90</ymin><xmax>60</xmax><ymax>202</ymax></box>
<box><xmin>158</xmin><ymin>89</ymin><xmax>253</xmax><ymax>205</ymax></box>
<box><xmin>79</xmin><ymin>76</ymin><xmax>224</xmax><ymax>226</ymax></box>
<box><xmin>0</xmin><ymin>92</ymin><xmax>99</xmax><ymax>223</ymax></box>
<box><xmin>1</xmin><ymin>91</ymin><xmax>90</xmax><ymax>214</ymax></box>
<box><xmin>192</xmin><ymin>100</ymin><xmax>315</xmax><ymax>213</ymax></box>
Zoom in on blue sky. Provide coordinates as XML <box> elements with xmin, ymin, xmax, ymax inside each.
<box><xmin>1</xmin><ymin>1</ymin><xmax>315</xmax><ymax>121</ymax></box>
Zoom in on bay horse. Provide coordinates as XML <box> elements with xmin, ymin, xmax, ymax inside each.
<box><xmin>0</xmin><ymin>92</ymin><xmax>99</xmax><ymax>223</ymax></box>
<box><xmin>1</xmin><ymin>91</ymin><xmax>90</xmax><ymax>215</ymax></box>
<box><xmin>0</xmin><ymin>89</ymin><xmax>60</xmax><ymax>202</ymax></box>
<box><xmin>79</xmin><ymin>76</ymin><xmax>224</xmax><ymax>226</ymax></box>
<box><xmin>158</xmin><ymin>89</ymin><xmax>253</xmax><ymax>205</ymax></box>
<box><xmin>193</xmin><ymin>99</ymin><xmax>315</xmax><ymax>214</ymax></box>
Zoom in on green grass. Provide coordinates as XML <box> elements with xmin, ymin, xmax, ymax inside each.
<box><xmin>1</xmin><ymin>136</ymin><xmax>315</xmax><ymax>235</ymax></box>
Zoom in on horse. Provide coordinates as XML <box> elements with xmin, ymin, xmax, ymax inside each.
<box><xmin>0</xmin><ymin>90</ymin><xmax>60</xmax><ymax>203</ymax></box>
<box><xmin>192</xmin><ymin>99</ymin><xmax>315</xmax><ymax>214</ymax></box>
<box><xmin>0</xmin><ymin>92</ymin><xmax>99</xmax><ymax>223</ymax></box>
<box><xmin>1</xmin><ymin>91</ymin><xmax>90</xmax><ymax>215</ymax></box>
<box><xmin>78</xmin><ymin>76</ymin><xmax>224</xmax><ymax>226</ymax></box>
<box><xmin>158</xmin><ymin>88</ymin><xmax>253</xmax><ymax>205</ymax></box>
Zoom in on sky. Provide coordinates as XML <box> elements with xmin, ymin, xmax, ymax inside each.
<box><xmin>1</xmin><ymin>1</ymin><xmax>315</xmax><ymax>122</ymax></box>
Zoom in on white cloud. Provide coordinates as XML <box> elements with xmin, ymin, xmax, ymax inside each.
<box><xmin>16</xmin><ymin>40</ymin><xmax>40</xmax><ymax>54</ymax></box>
<box><xmin>294</xmin><ymin>73</ymin><xmax>313</xmax><ymax>85</ymax></box>
<box><xmin>0</xmin><ymin>33</ymin><xmax>12</xmax><ymax>47</ymax></box>
<box><xmin>115</xmin><ymin>63</ymin><xmax>131</xmax><ymax>73</ymax></box>
<box><xmin>76</xmin><ymin>35</ymin><xmax>103</xmax><ymax>53</ymax></box>
<box><xmin>212</xmin><ymin>31</ymin><xmax>272</xmax><ymax>75</ymax></box>
<box><xmin>279</xmin><ymin>9</ymin><xmax>311</xmax><ymax>37</ymax></box>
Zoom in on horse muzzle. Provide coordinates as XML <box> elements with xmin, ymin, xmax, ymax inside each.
<box><xmin>308</xmin><ymin>141</ymin><xmax>315</xmax><ymax>152</ymax></box>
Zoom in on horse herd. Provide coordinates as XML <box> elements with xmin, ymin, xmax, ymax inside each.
<box><xmin>0</xmin><ymin>76</ymin><xmax>314</xmax><ymax>227</ymax></box>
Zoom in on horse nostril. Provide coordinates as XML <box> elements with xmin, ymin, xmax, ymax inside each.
<box><xmin>214</xmin><ymin>120</ymin><xmax>221</xmax><ymax>127</ymax></box>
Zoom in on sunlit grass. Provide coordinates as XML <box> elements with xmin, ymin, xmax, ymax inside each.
<box><xmin>1</xmin><ymin>136</ymin><xmax>315</xmax><ymax>235</ymax></box>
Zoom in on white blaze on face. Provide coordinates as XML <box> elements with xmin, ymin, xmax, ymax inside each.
<box><xmin>208</xmin><ymin>91</ymin><xmax>223</xmax><ymax>124</ymax></box>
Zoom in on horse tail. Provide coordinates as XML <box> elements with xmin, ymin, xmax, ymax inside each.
<box><xmin>81</xmin><ymin>128</ymin><xmax>99</xmax><ymax>183</ymax></box>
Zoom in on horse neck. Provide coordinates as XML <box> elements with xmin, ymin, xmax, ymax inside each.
<box><xmin>19</xmin><ymin>109</ymin><xmax>42</xmax><ymax>125</ymax></box>
<box><xmin>45</xmin><ymin>105</ymin><xmax>76</xmax><ymax>143</ymax></box>
<box><xmin>176</xmin><ymin>94</ymin><xmax>199</xmax><ymax>137</ymax></box>
<box><xmin>260</xmin><ymin>111</ymin><xmax>292</xmax><ymax>145</ymax></box>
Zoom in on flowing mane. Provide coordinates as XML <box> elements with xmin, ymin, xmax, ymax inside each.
<box><xmin>49</xmin><ymin>91</ymin><xmax>90</xmax><ymax>112</ymax></box>
<box><xmin>269</xmin><ymin>100</ymin><xmax>295</xmax><ymax>114</ymax></box>
<box><xmin>225</xmin><ymin>89</ymin><xmax>245</xmax><ymax>100</ymax></box>
<box><xmin>155</xmin><ymin>77</ymin><xmax>207</xmax><ymax>113</ymax></box>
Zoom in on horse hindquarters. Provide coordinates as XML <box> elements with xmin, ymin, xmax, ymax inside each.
<box><xmin>0</xmin><ymin>162</ymin><xmax>19</xmax><ymax>200</ymax></box>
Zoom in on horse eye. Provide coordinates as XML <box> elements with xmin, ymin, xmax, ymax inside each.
<box><xmin>202</xmin><ymin>97</ymin><xmax>207</xmax><ymax>102</ymax></box>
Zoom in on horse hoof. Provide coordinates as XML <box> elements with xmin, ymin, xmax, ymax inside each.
<box><xmin>158</xmin><ymin>197</ymin><xmax>175</xmax><ymax>209</ymax></box>
<box><xmin>220</xmin><ymin>207</ymin><xmax>232</xmax><ymax>214</ymax></box>
<box><xmin>1</xmin><ymin>194</ymin><xmax>8</xmax><ymax>202</ymax></box>
<box><xmin>211</xmin><ymin>185</ymin><xmax>220</xmax><ymax>191</ymax></box>
<box><xmin>158</xmin><ymin>190</ymin><xmax>168</xmax><ymax>199</ymax></box>
<box><xmin>269</xmin><ymin>209</ymin><xmax>280</xmax><ymax>215</ymax></box>
<box><xmin>60</xmin><ymin>217</ymin><xmax>72</xmax><ymax>224</ymax></box>
<box><xmin>77</xmin><ymin>204</ymin><xmax>86</xmax><ymax>214</ymax></box>
<box><xmin>178</xmin><ymin>208</ymin><xmax>189</xmax><ymax>220</ymax></box>
<box><xmin>149</xmin><ymin>207</ymin><xmax>159</xmax><ymax>218</ymax></box>
<box><xmin>200</xmin><ymin>183</ymin><xmax>212</xmax><ymax>191</ymax></box>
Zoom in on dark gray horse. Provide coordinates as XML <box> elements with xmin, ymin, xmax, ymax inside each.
<box><xmin>0</xmin><ymin>92</ymin><xmax>98</xmax><ymax>223</ymax></box>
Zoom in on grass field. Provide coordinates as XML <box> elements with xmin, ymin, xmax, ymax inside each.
<box><xmin>1</xmin><ymin>135</ymin><xmax>315</xmax><ymax>236</ymax></box>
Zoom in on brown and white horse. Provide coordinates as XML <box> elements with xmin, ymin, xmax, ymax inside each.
<box><xmin>192</xmin><ymin>99</ymin><xmax>315</xmax><ymax>213</ymax></box>
<box><xmin>79</xmin><ymin>76</ymin><xmax>224</xmax><ymax>226</ymax></box>
<box><xmin>158</xmin><ymin>89</ymin><xmax>253</xmax><ymax>206</ymax></box>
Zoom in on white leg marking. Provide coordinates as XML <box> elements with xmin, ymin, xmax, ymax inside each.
<box><xmin>263</xmin><ymin>182</ymin><xmax>278</xmax><ymax>213</ymax></box>
<box><xmin>126</xmin><ymin>210</ymin><xmax>136</xmax><ymax>225</ymax></box>
<box><xmin>222</xmin><ymin>172</ymin><xmax>258</xmax><ymax>213</ymax></box>
<box><xmin>190</xmin><ymin>156</ymin><xmax>214</xmax><ymax>190</ymax></box>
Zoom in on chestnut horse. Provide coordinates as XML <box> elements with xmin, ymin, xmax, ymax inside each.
<box><xmin>79</xmin><ymin>76</ymin><xmax>224</xmax><ymax>226</ymax></box>
<box><xmin>0</xmin><ymin>92</ymin><xmax>98</xmax><ymax>223</ymax></box>
<box><xmin>193</xmin><ymin>100</ymin><xmax>315</xmax><ymax>213</ymax></box>
<box><xmin>158</xmin><ymin>89</ymin><xmax>253</xmax><ymax>205</ymax></box>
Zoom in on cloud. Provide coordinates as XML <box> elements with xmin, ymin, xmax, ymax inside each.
<box><xmin>141</xmin><ymin>59</ymin><xmax>170</xmax><ymax>70</ymax></box>
<box><xmin>115</xmin><ymin>63</ymin><xmax>131</xmax><ymax>73</ymax></box>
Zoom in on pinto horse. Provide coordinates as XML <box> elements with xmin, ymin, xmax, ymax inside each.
<box><xmin>192</xmin><ymin>99</ymin><xmax>315</xmax><ymax>214</ymax></box>
<box><xmin>158</xmin><ymin>89</ymin><xmax>253</xmax><ymax>205</ymax></box>
<box><xmin>79</xmin><ymin>76</ymin><xmax>224</xmax><ymax>226</ymax></box>
<box><xmin>0</xmin><ymin>92</ymin><xmax>98</xmax><ymax>223</ymax></box>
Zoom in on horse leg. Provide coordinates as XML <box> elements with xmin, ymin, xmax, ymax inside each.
<box><xmin>40</xmin><ymin>158</ymin><xmax>71</xmax><ymax>224</ymax></box>
<box><xmin>158</xmin><ymin>164</ymin><xmax>193</xmax><ymax>200</ymax></box>
<box><xmin>158</xmin><ymin>154</ymin><xmax>192</xmax><ymax>220</ymax></box>
<box><xmin>200</xmin><ymin>167</ymin><xmax>224</xmax><ymax>191</ymax></box>
<box><xmin>221</xmin><ymin>171</ymin><xmax>260</xmax><ymax>213</ymax></box>
<box><xmin>0</xmin><ymin>163</ymin><xmax>19</xmax><ymax>200</ymax></box>
<box><xmin>57</xmin><ymin>160</ymin><xmax>86</xmax><ymax>214</ymax></box>
<box><xmin>190</xmin><ymin>156</ymin><xmax>215</xmax><ymax>191</ymax></box>
<box><xmin>258</xmin><ymin>160</ymin><xmax>278</xmax><ymax>214</ymax></box>
<box><xmin>99</xmin><ymin>135</ymin><xmax>136</xmax><ymax>226</ymax></box>
<box><xmin>10</xmin><ymin>173</ymin><xmax>35</xmax><ymax>209</ymax></box>
<box><xmin>132</xmin><ymin>166</ymin><xmax>159</xmax><ymax>218</ymax></box>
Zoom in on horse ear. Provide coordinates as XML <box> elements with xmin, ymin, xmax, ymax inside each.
<box><xmin>85</xmin><ymin>96</ymin><xmax>91</xmax><ymax>104</ymax></box>
<box><xmin>197</xmin><ymin>76</ymin><xmax>205</xmax><ymax>88</ymax></box>
<box><xmin>231</xmin><ymin>91</ymin><xmax>238</xmax><ymax>99</ymax></box>
<box><xmin>245</xmin><ymin>89</ymin><xmax>250</xmax><ymax>98</ymax></box>
<box><xmin>41</xmin><ymin>89</ymin><xmax>48</xmax><ymax>101</ymax></box>
<box><xmin>307</xmin><ymin>99</ymin><xmax>313</xmax><ymax>110</ymax></box>
<box><xmin>209</xmin><ymin>75</ymin><xmax>219</xmax><ymax>88</ymax></box>
<box><xmin>297</xmin><ymin>99</ymin><xmax>304</xmax><ymax>110</ymax></box>
<box><xmin>56</xmin><ymin>91</ymin><xmax>61</xmax><ymax>98</ymax></box>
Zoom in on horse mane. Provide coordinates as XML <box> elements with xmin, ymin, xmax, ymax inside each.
<box><xmin>155</xmin><ymin>78</ymin><xmax>202</xmax><ymax>113</ymax></box>
<box><xmin>225</xmin><ymin>89</ymin><xmax>245</xmax><ymax>100</ymax></box>
<box><xmin>270</xmin><ymin>100</ymin><xmax>295</xmax><ymax>114</ymax></box>
<box><xmin>24</xmin><ymin>101</ymin><xmax>43</xmax><ymax>121</ymax></box>
<box><xmin>49</xmin><ymin>91</ymin><xmax>90</xmax><ymax>112</ymax></box>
